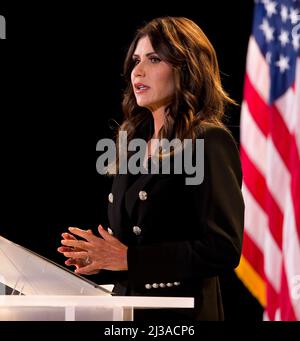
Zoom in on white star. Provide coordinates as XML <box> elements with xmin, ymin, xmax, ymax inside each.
<box><xmin>280</xmin><ymin>5</ymin><xmax>289</xmax><ymax>22</ymax></box>
<box><xmin>266</xmin><ymin>51</ymin><xmax>272</xmax><ymax>64</ymax></box>
<box><xmin>278</xmin><ymin>30</ymin><xmax>290</xmax><ymax>47</ymax></box>
<box><xmin>260</xmin><ymin>18</ymin><xmax>275</xmax><ymax>42</ymax></box>
<box><xmin>265</xmin><ymin>0</ymin><xmax>277</xmax><ymax>17</ymax></box>
<box><xmin>290</xmin><ymin>8</ymin><xmax>300</xmax><ymax>24</ymax></box>
<box><xmin>275</xmin><ymin>55</ymin><xmax>290</xmax><ymax>73</ymax></box>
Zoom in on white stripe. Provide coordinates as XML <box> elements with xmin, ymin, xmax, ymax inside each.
<box><xmin>240</xmin><ymin>100</ymin><xmax>267</xmax><ymax>175</ymax></box>
<box><xmin>246</xmin><ymin>36</ymin><xmax>270</xmax><ymax>103</ymax></box>
<box><xmin>282</xmin><ymin>190</ymin><xmax>300</xmax><ymax>320</ymax></box>
<box><xmin>263</xmin><ymin>225</ymin><xmax>282</xmax><ymax>293</ymax></box>
<box><xmin>242</xmin><ymin>184</ymin><xmax>267</xmax><ymax>252</ymax></box>
<box><xmin>263</xmin><ymin>311</ymin><xmax>270</xmax><ymax>321</ymax></box>
<box><xmin>242</xmin><ymin>184</ymin><xmax>282</xmax><ymax>293</ymax></box>
<box><xmin>275</xmin><ymin>87</ymin><xmax>296</xmax><ymax>133</ymax></box>
<box><xmin>266</xmin><ymin>138</ymin><xmax>291</xmax><ymax>213</ymax></box>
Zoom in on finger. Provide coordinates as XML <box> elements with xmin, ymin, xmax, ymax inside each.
<box><xmin>61</xmin><ymin>239</ymin><xmax>91</xmax><ymax>250</ymax></box>
<box><xmin>68</xmin><ymin>227</ymin><xmax>96</xmax><ymax>242</ymax></box>
<box><xmin>62</xmin><ymin>232</ymin><xmax>77</xmax><ymax>240</ymax></box>
<box><xmin>65</xmin><ymin>258</ymin><xmax>87</xmax><ymax>267</ymax></box>
<box><xmin>98</xmin><ymin>224</ymin><xmax>116</xmax><ymax>242</ymax></box>
<box><xmin>75</xmin><ymin>263</ymin><xmax>102</xmax><ymax>275</ymax></box>
<box><xmin>76</xmin><ymin>269</ymin><xmax>100</xmax><ymax>275</ymax></box>
<box><xmin>57</xmin><ymin>246</ymin><xmax>74</xmax><ymax>253</ymax></box>
<box><xmin>65</xmin><ymin>258</ymin><xmax>76</xmax><ymax>265</ymax></box>
<box><xmin>63</xmin><ymin>251</ymin><xmax>88</xmax><ymax>258</ymax></box>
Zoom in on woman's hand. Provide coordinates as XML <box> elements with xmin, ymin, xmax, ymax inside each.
<box><xmin>57</xmin><ymin>230</ymin><xmax>100</xmax><ymax>275</ymax></box>
<box><xmin>58</xmin><ymin>225</ymin><xmax>128</xmax><ymax>275</ymax></box>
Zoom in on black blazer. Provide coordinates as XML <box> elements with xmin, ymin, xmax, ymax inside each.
<box><xmin>106</xmin><ymin>124</ymin><xmax>244</xmax><ymax>321</ymax></box>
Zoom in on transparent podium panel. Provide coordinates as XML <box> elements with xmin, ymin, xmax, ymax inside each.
<box><xmin>0</xmin><ymin>235</ymin><xmax>112</xmax><ymax>296</ymax></box>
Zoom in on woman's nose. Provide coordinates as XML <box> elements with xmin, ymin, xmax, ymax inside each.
<box><xmin>133</xmin><ymin>62</ymin><xmax>145</xmax><ymax>77</ymax></box>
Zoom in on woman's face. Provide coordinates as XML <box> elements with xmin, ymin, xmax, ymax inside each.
<box><xmin>131</xmin><ymin>36</ymin><xmax>175</xmax><ymax>112</ymax></box>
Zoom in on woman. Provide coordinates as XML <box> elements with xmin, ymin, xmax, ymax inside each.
<box><xmin>58</xmin><ymin>17</ymin><xmax>244</xmax><ymax>320</ymax></box>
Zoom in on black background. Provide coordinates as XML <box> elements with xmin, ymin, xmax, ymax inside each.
<box><xmin>0</xmin><ymin>1</ymin><xmax>263</xmax><ymax>320</ymax></box>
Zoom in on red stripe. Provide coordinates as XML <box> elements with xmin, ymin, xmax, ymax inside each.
<box><xmin>243</xmin><ymin>74</ymin><xmax>269</xmax><ymax>137</ymax></box>
<box><xmin>266</xmin><ymin>279</ymin><xmax>279</xmax><ymax>320</ymax></box>
<box><xmin>242</xmin><ymin>232</ymin><xmax>265</xmax><ymax>280</ymax></box>
<box><xmin>279</xmin><ymin>263</ymin><xmax>297</xmax><ymax>320</ymax></box>
<box><xmin>241</xmin><ymin>147</ymin><xmax>283</xmax><ymax>248</ymax></box>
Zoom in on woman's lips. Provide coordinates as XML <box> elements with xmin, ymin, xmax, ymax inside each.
<box><xmin>134</xmin><ymin>83</ymin><xmax>150</xmax><ymax>94</ymax></box>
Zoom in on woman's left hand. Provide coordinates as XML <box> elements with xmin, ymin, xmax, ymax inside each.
<box><xmin>60</xmin><ymin>224</ymin><xmax>128</xmax><ymax>274</ymax></box>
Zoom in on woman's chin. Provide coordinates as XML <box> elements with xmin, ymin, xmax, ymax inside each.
<box><xmin>136</xmin><ymin>101</ymin><xmax>150</xmax><ymax>108</ymax></box>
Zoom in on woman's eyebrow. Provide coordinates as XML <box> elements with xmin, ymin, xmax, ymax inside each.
<box><xmin>132</xmin><ymin>52</ymin><xmax>157</xmax><ymax>58</ymax></box>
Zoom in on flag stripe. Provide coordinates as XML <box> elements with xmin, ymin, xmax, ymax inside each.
<box><xmin>242</xmin><ymin>185</ymin><xmax>267</xmax><ymax>252</ymax></box>
<box><xmin>242</xmin><ymin>232</ymin><xmax>265</xmax><ymax>280</ymax></box>
<box><xmin>241</xmin><ymin>146</ymin><xmax>283</xmax><ymax>247</ymax></box>
<box><xmin>240</xmin><ymin>101</ymin><xmax>267</xmax><ymax>175</ymax></box>
<box><xmin>282</xmin><ymin>190</ymin><xmax>300</xmax><ymax>319</ymax></box>
<box><xmin>279</xmin><ymin>262</ymin><xmax>297</xmax><ymax>320</ymax></box>
<box><xmin>244</xmin><ymin>74</ymin><xmax>269</xmax><ymax>136</ymax></box>
<box><xmin>245</xmin><ymin>36</ymin><xmax>270</xmax><ymax>103</ymax></box>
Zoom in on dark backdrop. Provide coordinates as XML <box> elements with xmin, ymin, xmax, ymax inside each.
<box><xmin>0</xmin><ymin>1</ymin><xmax>263</xmax><ymax>320</ymax></box>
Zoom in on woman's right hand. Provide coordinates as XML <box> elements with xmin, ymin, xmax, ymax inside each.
<box><xmin>57</xmin><ymin>230</ymin><xmax>100</xmax><ymax>275</ymax></box>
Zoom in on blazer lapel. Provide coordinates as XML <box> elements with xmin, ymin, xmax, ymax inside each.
<box><xmin>108</xmin><ymin>174</ymin><xmax>130</xmax><ymax>229</ymax></box>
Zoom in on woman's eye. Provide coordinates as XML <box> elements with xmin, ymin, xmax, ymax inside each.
<box><xmin>133</xmin><ymin>59</ymin><xmax>140</xmax><ymax>66</ymax></box>
<box><xmin>150</xmin><ymin>57</ymin><xmax>161</xmax><ymax>63</ymax></box>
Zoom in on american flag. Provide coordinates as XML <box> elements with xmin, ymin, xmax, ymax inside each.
<box><xmin>236</xmin><ymin>0</ymin><xmax>300</xmax><ymax>320</ymax></box>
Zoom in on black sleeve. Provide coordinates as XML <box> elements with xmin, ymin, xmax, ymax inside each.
<box><xmin>127</xmin><ymin>126</ymin><xmax>245</xmax><ymax>287</ymax></box>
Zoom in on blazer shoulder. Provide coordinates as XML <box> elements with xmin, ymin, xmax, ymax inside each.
<box><xmin>199</xmin><ymin>123</ymin><xmax>242</xmax><ymax>184</ymax></box>
<box><xmin>199</xmin><ymin>123</ymin><xmax>239</xmax><ymax>152</ymax></box>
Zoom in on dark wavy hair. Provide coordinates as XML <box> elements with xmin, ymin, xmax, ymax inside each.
<box><xmin>107</xmin><ymin>16</ymin><xmax>235</xmax><ymax>174</ymax></box>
